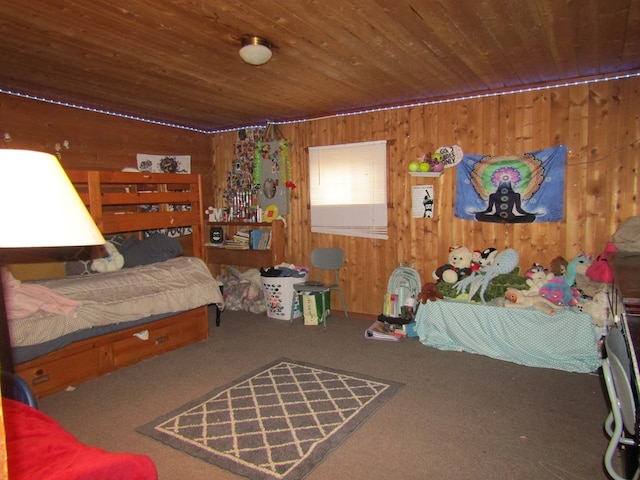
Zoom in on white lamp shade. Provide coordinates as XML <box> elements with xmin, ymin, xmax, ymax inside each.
<box><xmin>239</xmin><ymin>43</ymin><xmax>272</xmax><ymax>66</ymax></box>
<box><xmin>0</xmin><ymin>150</ymin><xmax>105</xmax><ymax>248</ymax></box>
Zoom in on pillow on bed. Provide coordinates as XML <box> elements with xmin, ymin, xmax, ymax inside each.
<box><xmin>121</xmin><ymin>233</ymin><xmax>184</xmax><ymax>268</ymax></box>
<box><xmin>64</xmin><ymin>255</ymin><xmax>95</xmax><ymax>276</ymax></box>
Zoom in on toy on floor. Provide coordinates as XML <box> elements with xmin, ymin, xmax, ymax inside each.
<box><xmin>503</xmin><ymin>287</ymin><xmax>562</xmax><ymax>315</ymax></box>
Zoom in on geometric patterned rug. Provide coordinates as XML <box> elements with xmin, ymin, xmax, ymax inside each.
<box><xmin>137</xmin><ymin>358</ymin><xmax>402</xmax><ymax>480</ymax></box>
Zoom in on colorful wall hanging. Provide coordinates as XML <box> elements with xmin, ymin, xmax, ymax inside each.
<box><xmin>454</xmin><ymin>145</ymin><xmax>566</xmax><ymax>223</ymax></box>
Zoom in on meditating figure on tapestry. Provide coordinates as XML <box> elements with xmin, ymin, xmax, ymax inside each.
<box><xmin>474</xmin><ymin>180</ymin><xmax>536</xmax><ymax>223</ymax></box>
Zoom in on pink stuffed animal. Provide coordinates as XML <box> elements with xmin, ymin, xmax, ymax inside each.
<box><xmin>539</xmin><ymin>278</ymin><xmax>581</xmax><ymax>306</ymax></box>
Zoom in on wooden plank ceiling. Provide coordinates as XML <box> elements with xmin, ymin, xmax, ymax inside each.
<box><xmin>1</xmin><ymin>0</ymin><xmax>639</xmax><ymax>132</ymax></box>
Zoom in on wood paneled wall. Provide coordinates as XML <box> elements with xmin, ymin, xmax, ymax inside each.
<box><xmin>0</xmin><ymin>95</ymin><xmax>211</xmax><ymax>174</ymax></box>
<box><xmin>2</xmin><ymin>75</ymin><xmax>638</xmax><ymax>317</ymax></box>
<box><xmin>211</xmin><ymin>76</ymin><xmax>639</xmax><ymax>316</ymax></box>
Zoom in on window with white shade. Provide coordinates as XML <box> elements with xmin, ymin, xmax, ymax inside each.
<box><xmin>308</xmin><ymin>140</ymin><xmax>388</xmax><ymax>239</ymax></box>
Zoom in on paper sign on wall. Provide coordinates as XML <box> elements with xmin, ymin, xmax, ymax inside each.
<box><xmin>412</xmin><ymin>185</ymin><xmax>434</xmax><ymax>218</ymax></box>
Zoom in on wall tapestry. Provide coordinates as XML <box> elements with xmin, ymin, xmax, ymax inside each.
<box><xmin>454</xmin><ymin>145</ymin><xmax>566</xmax><ymax>223</ymax></box>
<box><xmin>136</xmin><ymin>154</ymin><xmax>192</xmax><ymax>236</ymax></box>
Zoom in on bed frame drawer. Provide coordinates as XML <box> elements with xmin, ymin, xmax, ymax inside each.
<box><xmin>16</xmin><ymin>307</ymin><xmax>209</xmax><ymax>397</ymax></box>
<box><xmin>112</xmin><ymin>309</ymin><xmax>209</xmax><ymax>368</ymax></box>
<box><xmin>16</xmin><ymin>345</ymin><xmax>112</xmax><ymax>397</ymax></box>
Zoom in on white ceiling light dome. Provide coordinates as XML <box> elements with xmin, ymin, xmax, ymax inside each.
<box><xmin>239</xmin><ymin>35</ymin><xmax>273</xmax><ymax>66</ymax></box>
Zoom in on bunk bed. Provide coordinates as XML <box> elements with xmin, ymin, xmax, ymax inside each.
<box><xmin>6</xmin><ymin>170</ymin><xmax>223</xmax><ymax>397</ymax></box>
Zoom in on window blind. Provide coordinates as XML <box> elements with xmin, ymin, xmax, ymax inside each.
<box><xmin>308</xmin><ymin>140</ymin><xmax>387</xmax><ymax>239</ymax></box>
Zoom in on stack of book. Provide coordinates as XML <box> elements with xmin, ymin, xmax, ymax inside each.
<box><xmin>220</xmin><ymin>228</ymin><xmax>273</xmax><ymax>250</ymax></box>
<box><xmin>224</xmin><ymin>229</ymin><xmax>250</xmax><ymax>249</ymax></box>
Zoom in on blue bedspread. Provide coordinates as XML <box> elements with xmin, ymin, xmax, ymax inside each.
<box><xmin>415</xmin><ymin>298</ymin><xmax>601</xmax><ymax>373</ymax></box>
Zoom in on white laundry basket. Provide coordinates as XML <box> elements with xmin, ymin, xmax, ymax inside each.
<box><xmin>261</xmin><ymin>273</ymin><xmax>308</xmax><ymax>320</ymax></box>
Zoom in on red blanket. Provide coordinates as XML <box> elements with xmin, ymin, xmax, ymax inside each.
<box><xmin>3</xmin><ymin>398</ymin><xmax>157</xmax><ymax>479</ymax></box>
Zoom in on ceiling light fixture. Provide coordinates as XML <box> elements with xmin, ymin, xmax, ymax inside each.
<box><xmin>239</xmin><ymin>35</ymin><xmax>273</xmax><ymax>66</ymax></box>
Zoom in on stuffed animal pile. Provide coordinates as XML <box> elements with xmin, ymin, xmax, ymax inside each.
<box><xmin>430</xmin><ymin>246</ymin><xmax>611</xmax><ymax>326</ymax></box>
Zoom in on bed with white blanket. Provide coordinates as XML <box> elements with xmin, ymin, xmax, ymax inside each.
<box><xmin>414</xmin><ymin>298</ymin><xmax>601</xmax><ymax>373</ymax></box>
<box><xmin>5</xmin><ymin>169</ymin><xmax>223</xmax><ymax>397</ymax></box>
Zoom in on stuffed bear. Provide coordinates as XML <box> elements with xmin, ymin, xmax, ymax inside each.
<box><xmin>417</xmin><ymin>282</ymin><xmax>443</xmax><ymax>304</ymax></box>
<box><xmin>433</xmin><ymin>246</ymin><xmax>473</xmax><ymax>283</ymax></box>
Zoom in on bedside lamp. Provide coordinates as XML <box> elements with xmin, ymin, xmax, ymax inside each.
<box><xmin>0</xmin><ymin>149</ymin><xmax>105</xmax><ymax>371</ymax></box>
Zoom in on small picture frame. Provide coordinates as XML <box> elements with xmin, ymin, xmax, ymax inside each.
<box><xmin>412</xmin><ymin>185</ymin><xmax>434</xmax><ymax>218</ymax></box>
<box><xmin>210</xmin><ymin>227</ymin><xmax>224</xmax><ymax>244</ymax></box>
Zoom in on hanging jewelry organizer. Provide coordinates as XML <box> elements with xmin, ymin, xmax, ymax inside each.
<box><xmin>253</xmin><ymin>123</ymin><xmax>294</xmax><ymax>218</ymax></box>
<box><xmin>223</xmin><ymin>127</ymin><xmax>263</xmax><ymax>221</ymax></box>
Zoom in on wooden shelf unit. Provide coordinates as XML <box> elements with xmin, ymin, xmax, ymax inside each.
<box><xmin>205</xmin><ymin>220</ymin><xmax>285</xmax><ymax>275</ymax></box>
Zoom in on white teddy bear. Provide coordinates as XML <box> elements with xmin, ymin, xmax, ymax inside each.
<box><xmin>433</xmin><ymin>246</ymin><xmax>473</xmax><ymax>284</ymax></box>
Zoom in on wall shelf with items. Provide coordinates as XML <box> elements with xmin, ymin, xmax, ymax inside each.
<box><xmin>409</xmin><ymin>171</ymin><xmax>443</xmax><ymax>177</ymax></box>
<box><xmin>205</xmin><ymin>220</ymin><xmax>285</xmax><ymax>275</ymax></box>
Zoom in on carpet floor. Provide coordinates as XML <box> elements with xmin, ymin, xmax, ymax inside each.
<box><xmin>37</xmin><ymin>308</ymin><xmax>613</xmax><ymax>479</ymax></box>
<box><xmin>138</xmin><ymin>358</ymin><xmax>402</xmax><ymax>479</ymax></box>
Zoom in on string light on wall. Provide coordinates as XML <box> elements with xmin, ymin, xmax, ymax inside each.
<box><xmin>0</xmin><ymin>89</ymin><xmax>211</xmax><ymax>134</ymax></box>
<box><xmin>0</xmin><ymin>71</ymin><xmax>638</xmax><ymax>134</ymax></box>
<box><xmin>279</xmin><ymin>71</ymin><xmax>640</xmax><ymax>126</ymax></box>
